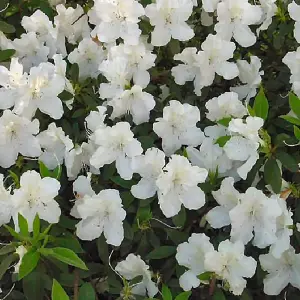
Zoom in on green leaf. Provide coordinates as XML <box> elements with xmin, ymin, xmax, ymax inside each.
<box><xmin>147</xmin><ymin>246</ymin><xmax>176</xmax><ymax>260</ymax></box>
<box><xmin>253</xmin><ymin>87</ymin><xmax>269</xmax><ymax>120</ymax></box>
<box><xmin>130</xmin><ymin>275</ymin><xmax>144</xmax><ymax>285</ymax></box>
<box><xmin>217</xmin><ymin>117</ymin><xmax>232</xmax><ymax>127</ymax></box>
<box><xmin>33</xmin><ymin>214</ymin><xmax>40</xmax><ymax>240</ymax></box>
<box><xmin>111</xmin><ymin>176</ymin><xmax>134</xmax><ymax>189</ymax></box>
<box><xmin>0</xmin><ymin>49</ymin><xmax>16</xmax><ymax>62</ymax></box>
<box><xmin>294</xmin><ymin>126</ymin><xmax>300</xmax><ymax>140</ymax></box>
<box><xmin>52</xmin><ymin>279</ymin><xmax>69</xmax><ymax>300</ymax></box>
<box><xmin>264</xmin><ymin>158</ymin><xmax>282</xmax><ymax>194</ymax></box>
<box><xmin>197</xmin><ymin>271</ymin><xmax>214</xmax><ymax>281</ymax></box>
<box><xmin>8</xmin><ymin>170</ymin><xmax>20</xmax><ymax>188</ymax></box>
<box><xmin>18</xmin><ymin>213</ymin><xmax>29</xmax><ymax>237</ymax></box>
<box><xmin>0</xmin><ymin>244</ymin><xmax>15</xmax><ymax>256</ymax></box>
<box><xmin>247</xmin><ymin>105</ymin><xmax>256</xmax><ymax>117</ymax></box>
<box><xmin>275</xmin><ymin>152</ymin><xmax>298</xmax><ymax>172</ymax></box>
<box><xmin>4</xmin><ymin>224</ymin><xmax>24</xmax><ymax>241</ymax></box>
<box><xmin>162</xmin><ymin>285</ymin><xmax>172</xmax><ymax>300</ymax></box>
<box><xmin>23</xmin><ymin>271</ymin><xmax>46</xmax><ymax>300</ymax></box>
<box><xmin>0</xmin><ymin>253</ymin><xmax>17</xmax><ymax>280</ymax></box>
<box><xmin>47</xmin><ymin>247</ymin><xmax>88</xmax><ymax>270</ymax></box>
<box><xmin>215</xmin><ymin>136</ymin><xmax>231</xmax><ymax>147</ymax></box>
<box><xmin>58</xmin><ymin>90</ymin><xmax>74</xmax><ymax>101</ymax></box>
<box><xmin>280</xmin><ymin>115</ymin><xmax>300</xmax><ymax>126</ymax></box>
<box><xmin>213</xmin><ymin>288</ymin><xmax>226</xmax><ymax>300</ymax></box>
<box><xmin>172</xmin><ymin>207</ymin><xmax>186</xmax><ymax>227</ymax></box>
<box><xmin>96</xmin><ymin>234</ymin><xmax>109</xmax><ymax>265</ymax></box>
<box><xmin>70</xmin><ymin>63</ymin><xmax>79</xmax><ymax>83</ymax></box>
<box><xmin>79</xmin><ymin>283</ymin><xmax>96</xmax><ymax>300</ymax></box>
<box><xmin>174</xmin><ymin>291</ymin><xmax>192</xmax><ymax>300</ymax></box>
<box><xmin>289</xmin><ymin>92</ymin><xmax>300</xmax><ymax>119</ymax></box>
<box><xmin>39</xmin><ymin>161</ymin><xmax>51</xmax><ymax>178</ymax></box>
<box><xmin>0</xmin><ymin>21</ymin><xmax>16</xmax><ymax>33</ymax></box>
<box><xmin>19</xmin><ymin>250</ymin><xmax>40</xmax><ymax>280</ymax></box>
<box><xmin>54</xmin><ymin>236</ymin><xmax>84</xmax><ymax>254</ymax></box>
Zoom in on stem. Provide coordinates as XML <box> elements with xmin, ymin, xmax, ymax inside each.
<box><xmin>73</xmin><ymin>269</ymin><xmax>79</xmax><ymax>300</ymax></box>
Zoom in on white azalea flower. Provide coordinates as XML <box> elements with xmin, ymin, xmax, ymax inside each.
<box><xmin>145</xmin><ymin>0</ymin><xmax>194</xmax><ymax>46</ymax></box>
<box><xmin>85</xmin><ymin>106</ymin><xmax>107</xmax><ymax>134</ymax></box>
<box><xmin>153</xmin><ymin>100</ymin><xmax>204</xmax><ymax>155</ymax></box>
<box><xmin>38</xmin><ymin>122</ymin><xmax>73</xmax><ymax>170</ymax></box>
<box><xmin>11</xmin><ymin>170</ymin><xmax>61</xmax><ymax>231</ymax></box>
<box><xmin>15</xmin><ymin>62</ymin><xmax>65</xmax><ymax>119</ymax></box>
<box><xmin>202</xmin><ymin>0</ymin><xmax>220</xmax><ymax>12</ymax></box>
<box><xmin>0</xmin><ymin>110</ymin><xmax>41</xmax><ymax>168</ymax></box>
<box><xmin>288</xmin><ymin>1</ymin><xmax>300</xmax><ymax>43</ymax></box>
<box><xmin>231</xmin><ymin>56</ymin><xmax>264</xmax><ymax>101</ymax></box>
<box><xmin>0</xmin><ymin>58</ymin><xmax>27</xmax><ymax>110</ymax></box>
<box><xmin>269</xmin><ymin>196</ymin><xmax>293</xmax><ymax>258</ymax></box>
<box><xmin>108</xmin><ymin>85</ymin><xmax>155</xmax><ymax>125</ymax></box>
<box><xmin>12</xmin><ymin>32</ymin><xmax>50</xmax><ymax>71</ymax></box>
<box><xmin>205</xmin><ymin>240</ymin><xmax>257</xmax><ymax>295</ymax></box>
<box><xmin>216</xmin><ymin>0</ymin><xmax>263</xmax><ymax>47</ymax></box>
<box><xmin>257</xmin><ymin>0</ymin><xmax>277</xmax><ymax>35</ymax></box>
<box><xmin>156</xmin><ymin>155</ymin><xmax>208</xmax><ymax>218</ymax></box>
<box><xmin>0</xmin><ymin>174</ymin><xmax>14</xmax><ymax>226</ymax></box>
<box><xmin>229</xmin><ymin>187</ymin><xmax>282</xmax><ymax>248</ymax></box>
<box><xmin>131</xmin><ymin>148</ymin><xmax>165</xmax><ymax>199</ymax></box>
<box><xmin>206</xmin><ymin>177</ymin><xmax>241</xmax><ymax>229</ymax></box>
<box><xmin>75</xmin><ymin>189</ymin><xmax>126</xmax><ymax>245</ymax></box>
<box><xmin>89</xmin><ymin>0</ymin><xmax>144</xmax><ymax>45</ymax></box>
<box><xmin>68</xmin><ymin>38</ymin><xmax>106</xmax><ymax>80</ymax></box>
<box><xmin>90</xmin><ymin>122</ymin><xmax>143</xmax><ymax>180</ymax></box>
<box><xmin>48</xmin><ymin>0</ymin><xmax>65</xmax><ymax>6</ymax></box>
<box><xmin>260</xmin><ymin>247</ymin><xmax>300</xmax><ymax>295</ymax></box>
<box><xmin>54</xmin><ymin>4</ymin><xmax>90</xmax><ymax>46</ymax></box>
<box><xmin>176</xmin><ymin>233</ymin><xmax>214</xmax><ymax>291</ymax></box>
<box><xmin>115</xmin><ymin>254</ymin><xmax>158</xmax><ymax>297</ymax></box>
<box><xmin>205</xmin><ymin>92</ymin><xmax>247</xmax><ymax>121</ymax></box>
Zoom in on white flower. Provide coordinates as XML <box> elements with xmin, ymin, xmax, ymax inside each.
<box><xmin>257</xmin><ymin>0</ymin><xmax>277</xmax><ymax>35</ymax></box>
<box><xmin>54</xmin><ymin>4</ymin><xmax>90</xmax><ymax>45</ymax></box>
<box><xmin>131</xmin><ymin>148</ymin><xmax>165</xmax><ymax>199</ymax></box>
<box><xmin>228</xmin><ymin>116</ymin><xmax>264</xmax><ymax>144</ymax></box>
<box><xmin>202</xmin><ymin>0</ymin><xmax>220</xmax><ymax>12</ymax></box>
<box><xmin>89</xmin><ymin>0</ymin><xmax>144</xmax><ymax>45</ymax></box>
<box><xmin>229</xmin><ymin>187</ymin><xmax>282</xmax><ymax>248</ymax></box>
<box><xmin>205</xmin><ymin>240</ymin><xmax>257</xmax><ymax>295</ymax></box>
<box><xmin>14</xmin><ymin>246</ymin><xmax>28</xmax><ymax>274</ymax></box>
<box><xmin>176</xmin><ymin>233</ymin><xmax>214</xmax><ymax>291</ymax></box>
<box><xmin>153</xmin><ymin>100</ymin><xmax>204</xmax><ymax>155</ymax></box>
<box><xmin>0</xmin><ymin>174</ymin><xmax>13</xmax><ymax>226</ymax></box>
<box><xmin>269</xmin><ymin>196</ymin><xmax>293</xmax><ymax>258</ymax></box>
<box><xmin>38</xmin><ymin>122</ymin><xmax>73</xmax><ymax>170</ymax></box>
<box><xmin>0</xmin><ymin>110</ymin><xmax>41</xmax><ymax>168</ymax></box>
<box><xmin>156</xmin><ymin>155</ymin><xmax>208</xmax><ymax>218</ymax></box>
<box><xmin>48</xmin><ymin>0</ymin><xmax>65</xmax><ymax>6</ymax></box>
<box><xmin>206</xmin><ymin>177</ymin><xmax>241</xmax><ymax>229</ymax></box>
<box><xmin>216</xmin><ymin>0</ymin><xmax>263</xmax><ymax>47</ymax></box>
<box><xmin>205</xmin><ymin>92</ymin><xmax>247</xmax><ymax>121</ymax></box>
<box><xmin>68</xmin><ymin>38</ymin><xmax>106</xmax><ymax>80</ymax></box>
<box><xmin>108</xmin><ymin>85</ymin><xmax>155</xmax><ymax>125</ymax></box>
<box><xmin>115</xmin><ymin>254</ymin><xmax>158</xmax><ymax>297</ymax></box>
<box><xmin>0</xmin><ymin>58</ymin><xmax>27</xmax><ymax>110</ymax></box>
<box><xmin>85</xmin><ymin>106</ymin><xmax>107</xmax><ymax>134</ymax></box>
<box><xmin>260</xmin><ymin>247</ymin><xmax>300</xmax><ymax>295</ymax></box>
<box><xmin>75</xmin><ymin>189</ymin><xmax>126</xmax><ymax>245</ymax></box>
<box><xmin>288</xmin><ymin>1</ymin><xmax>300</xmax><ymax>43</ymax></box>
<box><xmin>145</xmin><ymin>0</ymin><xmax>194</xmax><ymax>46</ymax></box>
<box><xmin>11</xmin><ymin>170</ymin><xmax>61</xmax><ymax>231</ymax></box>
<box><xmin>90</xmin><ymin>122</ymin><xmax>143</xmax><ymax>180</ymax></box>
<box><xmin>14</xmin><ymin>62</ymin><xmax>65</xmax><ymax>119</ymax></box>
<box><xmin>172</xmin><ymin>35</ymin><xmax>238</xmax><ymax>96</ymax></box>
<box><xmin>231</xmin><ymin>56</ymin><xmax>264</xmax><ymax>102</ymax></box>
<box><xmin>186</xmin><ymin>139</ymin><xmax>232</xmax><ymax>175</ymax></box>
<box><xmin>12</xmin><ymin>32</ymin><xmax>50</xmax><ymax>71</ymax></box>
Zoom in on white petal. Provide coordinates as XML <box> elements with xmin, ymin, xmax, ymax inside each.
<box><xmin>180</xmin><ymin>186</ymin><xmax>206</xmax><ymax>210</ymax></box>
<box><xmin>206</xmin><ymin>206</ymin><xmax>231</xmax><ymax>228</ymax></box>
<box><xmin>131</xmin><ymin>178</ymin><xmax>157</xmax><ymax>199</ymax></box>
<box><xmin>179</xmin><ymin>270</ymin><xmax>200</xmax><ymax>291</ymax></box>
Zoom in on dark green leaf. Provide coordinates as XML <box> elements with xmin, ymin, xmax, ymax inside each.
<box><xmin>280</xmin><ymin>115</ymin><xmax>300</xmax><ymax>125</ymax></box>
<box><xmin>111</xmin><ymin>176</ymin><xmax>134</xmax><ymax>189</ymax></box>
<box><xmin>79</xmin><ymin>283</ymin><xmax>96</xmax><ymax>300</ymax></box>
<box><xmin>289</xmin><ymin>92</ymin><xmax>300</xmax><ymax>119</ymax></box>
<box><xmin>0</xmin><ymin>21</ymin><xmax>15</xmax><ymax>33</ymax></box>
<box><xmin>97</xmin><ymin>234</ymin><xmax>109</xmax><ymax>265</ymax></box>
<box><xmin>23</xmin><ymin>271</ymin><xmax>46</xmax><ymax>300</ymax></box>
<box><xmin>4</xmin><ymin>224</ymin><xmax>24</xmax><ymax>241</ymax></box>
<box><xmin>253</xmin><ymin>87</ymin><xmax>269</xmax><ymax>120</ymax></box>
<box><xmin>0</xmin><ymin>49</ymin><xmax>16</xmax><ymax>62</ymax></box>
<box><xmin>213</xmin><ymin>288</ymin><xmax>226</xmax><ymax>300</ymax></box>
<box><xmin>70</xmin><ymin>63</ymin><xmax>79</xmax><ymax>83</ymax></box>
<box><xmin>147</xmin><ymin>246</ymin><xmax>176</xmax><ymax>260</ymax></box>
<box><xmin>33</xmin><ymin>214</ymin><xmax>40</xmax><ymax>240</ymax></box>
<box><xmin>47</xmin><ymin>247</ymin><xmax>88</xmax><ymax>270</ymax></box>
<box><xmin>264</xmin><ymin>158</ymin><xmax>282</xmax><ymax>194</ymax></box>
<box><xmin>59</xmin><ymin>90</ymin><xmax>74</xmax><ymax>101</ymax></box>
<box><xmin>0</xmin><ymin>253</ymin><xmax>17</xmax><ymax>280</ymax></box>
<box><xmin>172</xmin><ymin>207</ymin><xmax>186</xmax><ymax>227</ymax></box>
<box><xmin>130</xmin><ymin>275</ymin><xmax>144</xmax><ymax>285</ymax></box>
<box><xmin>52</xmin><ymin>279</ymin><xmax>69</xmax><ymax>300</ymax></box>
<box><xmin>0</xmin><ymin>244</ymin><xmax>15</xmax><ymax>256</ymax></box>
<box><xmin>174</xmin><ymin>291</ymin><xmax>192</xmax><ymax>300</ymax></box>
<box><xmin>275</xmin><ymin>152</ymin><xmax>298</xmax><ymax>172</ymax></box>
<box><xmin>19</xmin><ymin>250</ymin><xmax>40</xmax><ymax>280</ymax></box>
<box><xmin>197</xmin><ymin>271</ymin><xmax>214</xmax><ymax>281</ymax></box>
